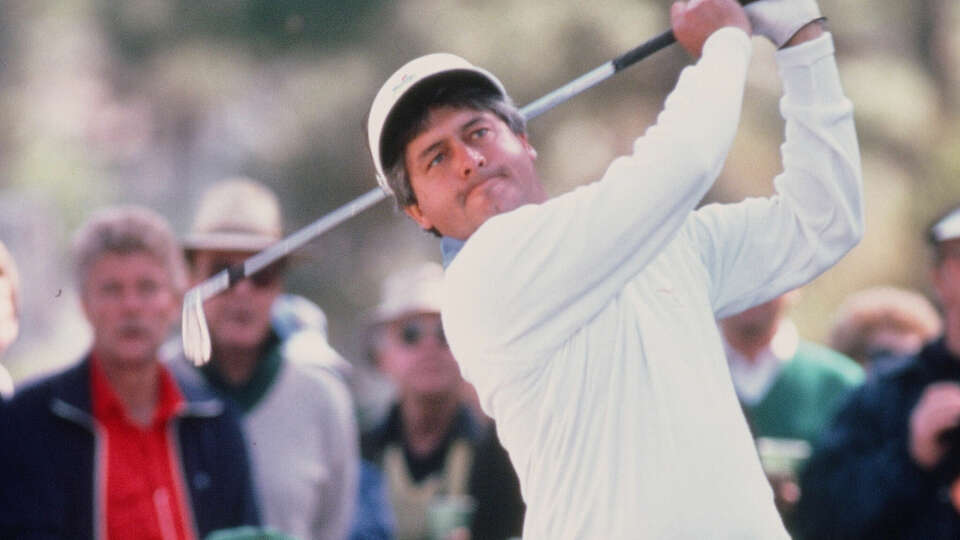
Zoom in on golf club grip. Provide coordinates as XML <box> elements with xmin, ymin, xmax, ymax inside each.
<box><xmin>613</xmin><ymin>0</ymin><xmax>761</xmax><ymax>73</ymax></box>
<box><xmin>612</xmin><ymin>29</ymin><xmax>676</xmax><ymax>73</ymax></box>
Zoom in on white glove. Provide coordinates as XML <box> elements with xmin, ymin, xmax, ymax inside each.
<box><xmin>744</xmin><ymin>0</ymin><xmax>823</xmax><ymax>48</ymax></box>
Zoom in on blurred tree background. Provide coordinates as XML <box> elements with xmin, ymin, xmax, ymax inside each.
<box><xmin>2</xmin><ymin>0</ymin><xmax>960</xmax><ymax>386</ymax></box>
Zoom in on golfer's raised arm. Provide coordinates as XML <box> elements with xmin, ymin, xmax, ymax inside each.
<box><xmin>446</xmin><ymin>26</ymin><xmax>754</xmax><ymax>355</ymax></box>
<box><xmin>693</xmin><ymin>25</ymin><xmax>863</xmax><ymax>319</ymax></box>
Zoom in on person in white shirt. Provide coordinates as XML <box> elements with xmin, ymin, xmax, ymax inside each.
<box><xmin>174</xmin><ymin>178</ymin><xmax>359</xmax><ymax>540</ymax></box>
<box><xmin>364</xmin><ymin>0</ymin><xmax>863</xmax><ymax>537</ymax></box>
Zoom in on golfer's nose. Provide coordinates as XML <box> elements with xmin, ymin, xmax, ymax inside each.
<box><xmin>456</xmin><ymin>144</ymin><xmax>486</xmax><ymax>179</ymax></box>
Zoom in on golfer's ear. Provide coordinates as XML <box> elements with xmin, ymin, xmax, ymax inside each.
<box><xmin>404</xmin><ymin>203</ymin><xmax>433</xmax><ymax>232</ymax></box>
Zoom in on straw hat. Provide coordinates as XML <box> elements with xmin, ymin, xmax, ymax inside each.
<box><xmin>183</xmin><ymin>177</ymin><xmax>282</xmax><ymax>253</ymax></box>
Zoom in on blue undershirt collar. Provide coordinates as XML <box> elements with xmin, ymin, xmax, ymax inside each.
<box><xmin>441</xmin><ymin>236</ymin><xmax>465</xmax><ymax>268</ymax></box>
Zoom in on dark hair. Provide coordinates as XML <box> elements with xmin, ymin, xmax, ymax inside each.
<box><xmin>380</xmin><ymin>78</ymin><xmax>526</xmax><ymax>211</ymax></box>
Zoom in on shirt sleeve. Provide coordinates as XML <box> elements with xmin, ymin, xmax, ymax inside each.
<box><xmin>445</xmin><ymin>28</ymin><xmax>753</xmax><ymax>362</ymax></box>
<box><xmin>688</xmin><ymin>32</ymin><xmax>863</xmax><ymax>318</ymax></box>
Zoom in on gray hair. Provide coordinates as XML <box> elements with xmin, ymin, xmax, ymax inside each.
<box><xmin>72</xmin><ymin>205</ymin><xmax>187</xmax><ymax>293</ymax></box>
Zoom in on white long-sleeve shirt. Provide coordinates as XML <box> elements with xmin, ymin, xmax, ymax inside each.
<box><xmin>443</xmin><ymin>28</ymin><xmax>862</xmax><ymax>539</ymax></box>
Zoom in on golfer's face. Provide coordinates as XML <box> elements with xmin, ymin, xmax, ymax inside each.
<box><xmin>191</xmin><ymin>250</ymin><xmax>282</xmax><ymax>352</ymax></box>
<box><xmin>82</xmin><ymin>252</ymin><xmax>178</xmax><ymax>368</ymax></box>
<box><xmin>403</xmin><ymin>106</ymin><xmax>544</xmax><ymax>240</ymax></box>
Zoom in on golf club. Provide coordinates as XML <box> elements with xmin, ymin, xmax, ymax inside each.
<box><xmin>182</xmin><ymin>13</ymin><xmax>752</xmax><ymax>365</ymax></box>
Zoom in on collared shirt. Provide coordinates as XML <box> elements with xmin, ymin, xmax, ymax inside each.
<box><xmin>90</xmin><ymin>356</ymin><xmax>196</xmax><ymax>540</ymax></box>
<box><xmin>724</xmin><ymin>319</ymin><xmax>800</xmax><ymax>406</ymax></box>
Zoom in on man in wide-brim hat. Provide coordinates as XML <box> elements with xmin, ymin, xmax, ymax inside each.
<box><xmin>175</xmin><ymin>177</ymin><xmax>359</xmax><ymax>540</ymax></box>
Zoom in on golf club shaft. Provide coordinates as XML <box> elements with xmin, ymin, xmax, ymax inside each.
<box><xmin>196</xmin><ymin>187</ymin><xmax>387</xmax><ymax>301</ymax></box>
<box><xmin>521</xmin><ymin>29</ymin><xmax>676</xmax><ymax>120</ymax></box>
<box><xmin>193</xmin><ymin>8</ymin><xmax>766</xmax><ymax>299</ymax></box>
<box><xmin>521</xmin><ymin>0</ymin><xmax>760</xmax><ymax>119</ymax></box>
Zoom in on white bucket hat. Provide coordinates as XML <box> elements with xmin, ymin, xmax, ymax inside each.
<box><xmin>182</xmin><ymin>177</ymin><xmax>283</xmax><ymax>253</ymax></box>
<box><xmin>371</xmin><ymin>262</ymin><xmax>445</xmax><ymax>325</ymax></box>
<box><xmin>366</xmin><ymin>53</ymin><xmax>507</xmax><ymax>196</ymax></box>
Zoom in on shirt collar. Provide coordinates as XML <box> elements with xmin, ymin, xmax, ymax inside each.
<box><xmin>90</xmin><ymin>354</ymin><xmax>186</xmax><ymax>426</ymax></box>
<box><xmin>441</xmin><ymin>236</ymin><xmax>465</xmax><ymax>268</ymax></box>
<box><xmin>200</xmin><ymin>331</ymin><xmax>284</xmax><ymax>413</ymax></box>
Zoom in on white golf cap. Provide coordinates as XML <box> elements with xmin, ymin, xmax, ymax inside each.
<box><xmin>930</xmin><ymin>206</ymin><xmax>960</xmax><ymax>244</ymax></box>
<box><xmin>366</xmin><ymin>53</ymin><xmax>507</xmax><ymax>196</ymax></box>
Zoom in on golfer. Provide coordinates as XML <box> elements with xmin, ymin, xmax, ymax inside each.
<box><xmin>366</xmin><ymin>0</ymin><xmax>861</xmax><ymax>537</ymax></box>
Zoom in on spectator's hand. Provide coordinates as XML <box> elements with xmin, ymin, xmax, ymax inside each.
<box><xmin>909</xmin><ymin>382</ymin><xmax>960</xmax><ymax>469</ymax></box>
<box><xmin>671</xmin><ymin>0</ymin><xmax>752</xmax><ymax>58</ymax></box>
<box><xmin>769</xmin><ymin>473</ymin><xmax>800</xmax><ymax>506</ymax></box>
<box><xmin>744</xmin><ymin>0</ymin><xmax>823</xmax><ymax>48</ymax></box>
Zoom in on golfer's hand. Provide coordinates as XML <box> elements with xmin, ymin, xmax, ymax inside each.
<box><xmin>909</xmin><ymin>382</ymin><xmax>960</xmax><ymax>469</ymax></box>
<box><xmin>671</xmin><ymin>0</ymin><xmax>752</xmax><ymax>58</ymax></box>
<box><xmin>745</xmin><ymin>0</ymin><xmax>824</xmax><ymax>48</ymax></box>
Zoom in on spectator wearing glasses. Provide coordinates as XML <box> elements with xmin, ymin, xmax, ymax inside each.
<box><xmin>173</xmin><ymin>177</ymin><xmax>359</xmax><ymax>540</ymax></box>
<box><xmin>362</xmin><ymin>262</ymin><xmax>524</xmax><ymax>540</ymax></box>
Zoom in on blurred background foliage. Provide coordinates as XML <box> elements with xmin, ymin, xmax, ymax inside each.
<box><xmin>2</xmin><ymin>0</ymin><xmax>960</xmax><ymax>384</ymax></box>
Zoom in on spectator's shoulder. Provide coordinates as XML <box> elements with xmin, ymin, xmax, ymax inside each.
<box><xmin>281</xmin><ymin>329</ymin><xmax>352</xmax><ymax>383</ymax></box>
<box><xmin>5</xmin><ymin>361</ymin><xmax>85</xmax><ymax>413</ymax></box>
<box><xmin>841</xmin><ymin>354</ymin><xmax>919</xmax><ymax>413</ymax></box>
<box><xmin>871</xmin><ymin>353</ymin><xmax>920</xmax><ymax>383</ymax></box>
<box><xmin>794</xmin><ymin>340</ymin><xmax>864</xmax><ymax>385</ymax></box>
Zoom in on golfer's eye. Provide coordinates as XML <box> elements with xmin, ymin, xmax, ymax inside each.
<box><xmin>471</xmin><ymin>127</ymin><xmax>489</xmax><ymax>140</ymax></box>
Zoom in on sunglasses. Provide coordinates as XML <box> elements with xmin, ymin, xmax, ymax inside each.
<box><xmin>397</xmin><ymin>318</ymin><xmax>447</xmax><ymax>348</ymax></box>
<box><xmin>208</xmin><ymin>260</ymin><xmax>284</xmax><ymax>288</ymax></box>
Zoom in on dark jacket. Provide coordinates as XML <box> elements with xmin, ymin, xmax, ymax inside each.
<box><xmin>0</xmin><ymin>357</ymin><xmax>260</xmax><ymax>539</ymax></box>
<box><xmin>797</xmin><ymin>338</ymin><xmax>960</xmax><ymax>540</ymax></box>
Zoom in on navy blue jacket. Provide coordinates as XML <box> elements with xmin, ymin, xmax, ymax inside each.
<box><xmin>0</xmin><ymin>357</ymin><xmax>260</xmax><ymax>539</ymax></box>
<box><xmin>797</xmin><ymin>338</ymin><xmax>960</xmax><ymax>539</ymax></box>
